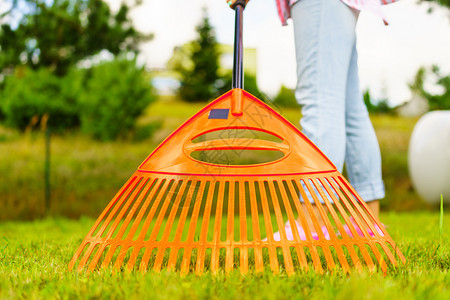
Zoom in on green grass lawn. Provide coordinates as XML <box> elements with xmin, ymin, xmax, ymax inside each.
<box><xmin>0</xmin><ymin>212</ymin><xmax>448</xmax><ymax>299</ymax></box>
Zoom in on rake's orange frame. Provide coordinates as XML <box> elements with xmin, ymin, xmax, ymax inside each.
<box><xmin>69</xmin><ymin>89</ymin><xmax>405</xmax><ymax>275</ymax></box>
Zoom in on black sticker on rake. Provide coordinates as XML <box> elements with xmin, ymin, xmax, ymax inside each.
<box><xmin>208</xmin><ymin>109</ymin><xmax>229</xmax><ymax>119</ymax></box>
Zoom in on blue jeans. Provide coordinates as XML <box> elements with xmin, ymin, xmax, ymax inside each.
<box><xmin>291</xmin><ymin>0</ymin><xmax>384</xmax><ymax>202</ymax></box>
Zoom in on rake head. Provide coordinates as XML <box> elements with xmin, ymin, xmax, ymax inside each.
<box><xmin>69</xmin><ymin>89</ymin><xmax>405</xmax><ymax>275</ymax></box>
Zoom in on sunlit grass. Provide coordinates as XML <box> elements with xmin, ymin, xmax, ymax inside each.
<box><xmin>0</xmin><ymin>212</ymin><xmax>448</xmax><ymax>299</ymax></box>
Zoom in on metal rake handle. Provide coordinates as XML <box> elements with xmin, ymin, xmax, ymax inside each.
<box><xmin>230</xmin><ymin>0</ymin><xmax>247</xmax><ymax>89</ymax></box>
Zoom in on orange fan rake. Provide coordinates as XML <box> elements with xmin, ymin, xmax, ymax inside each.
<box><xmin>69</xmin><ymin>89</ymin><xmax>405</xmax><ymax>275</ymax></box>
<box><xmin>69</xmin><ymin>1</ymin><xmax>405</xmax><ymax>275</ymax></box>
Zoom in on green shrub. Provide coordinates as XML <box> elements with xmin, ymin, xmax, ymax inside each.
<box><xmin>78</xmin><ymin>59</ymin><xmax>156</xmax><ymax>141</ymax></box>
<box><xmin>0</xmin><ymin>67</ymin><xmax>82</xmax><ymax>131</ymax></box>
<box><xmin>273</xmin><ymin>85</ymin><xmax>299</xmax><ymax>108</ymax></box>
<box><xmin>176</xmin><ymin>14</ymin><xmax>221</xmax><ymax>102</ymax></box>
<box><xmin>363</xmin><ymin>90</ymin><xmax>395</xmax><ymax>115</ymax></box>
<box><xmin>132</xmin><ymin>120</ymin><xmax>163</xmax><ymax>142</ymax></box>
<box><xmin>410</xmin><ymin>66</ymin><xmax>450</xmax><ymax>111</ymax></box>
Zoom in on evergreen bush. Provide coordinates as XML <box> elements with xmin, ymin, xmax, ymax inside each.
<box><xmin>78</xmin><ymin>59</ymin><xmax>156</xmax><ymax>141</ymax></box>
<box><xmin>273</xmin><ymin>85</ymin><xmax>299</xmax><ymax>108</ymax></box>
<box><xmin>0</xmin><ymin>67</ymin><xmax>82</xmax><ymax>131</ymax></box>
<box><xmin>177</xmin><ymin>13</ymin><xmax>220</xmax><ymax>102</ymax></box>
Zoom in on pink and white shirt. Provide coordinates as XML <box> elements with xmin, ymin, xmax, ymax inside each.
<box><xmin>275</xmin><ymin>0</ymin><xmax>399</xmax><ymax>26</ymax></box>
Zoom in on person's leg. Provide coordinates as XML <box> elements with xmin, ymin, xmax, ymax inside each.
<box><xmin>344</xmin><ymin>43</ymin><xmax>385</xmax><ymax>219</ymax></box>
<box><xmin>291</xmin><ymin>0</ymin><xmax>357</xmax><ymax>172</ymax></box>
<box><xmin>291</xmin><ymin>0</ymin><xmax>358</xmax><ymax>229</ymax></box>
<box><xmin>367</xmin><ymin>200</ymin><xmax>380</xmax><ymax>217</ymax></box>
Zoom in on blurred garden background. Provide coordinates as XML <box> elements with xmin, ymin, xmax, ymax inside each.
<box><xmin>1</xmin><ymin>0</ymin><xmax>449</xmax><ymax>220</ymax></box>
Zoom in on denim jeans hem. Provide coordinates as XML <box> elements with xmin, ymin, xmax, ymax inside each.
<box><xmin>351</xmin><ymin>180</ymin><xmax>385</xmax><ymax>202</ymax></box>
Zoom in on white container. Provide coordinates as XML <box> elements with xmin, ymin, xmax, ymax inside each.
<box><xmin>408</xmin><ymin>111</ymin><xmax>450</xmax><ymax>204</ymax></box>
